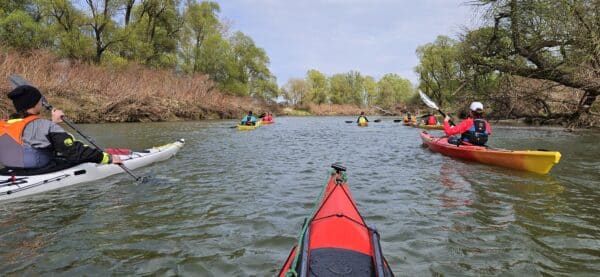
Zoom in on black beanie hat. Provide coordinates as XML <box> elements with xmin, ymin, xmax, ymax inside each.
<box><xmin>8</xmin><ymin>85</ymin><xmax>42</xmax><ymax>112</ymax></box>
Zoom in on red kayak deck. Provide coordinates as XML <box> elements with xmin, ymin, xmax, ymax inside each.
<box><xmin>279</xmin><ymin>165</ymin><xmax>393</xmax><ymax>277</ymax></box>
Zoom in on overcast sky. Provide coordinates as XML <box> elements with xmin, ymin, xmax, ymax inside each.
<box><xmin>215</xmin><ymin>0</ymin><xmax>481</xmax><ymax>86</ymax></box>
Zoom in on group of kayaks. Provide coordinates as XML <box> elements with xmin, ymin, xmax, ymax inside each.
<box><xmin>237</xmin><ymin>119</ymin><xmax>274</xmax><ymax>131</ymax></box>
<box><xmin>0</xmin><ymin>114</ymin><xmax>562</xmax><ymax>275</ymax></box>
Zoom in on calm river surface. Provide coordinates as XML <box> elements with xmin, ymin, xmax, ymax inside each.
<box><xmin>1</xmin><ymin>116</ymin><xmax>599</xmax><ymax>276</ymax></box>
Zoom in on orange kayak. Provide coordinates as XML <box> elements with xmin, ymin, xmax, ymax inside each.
<box><xmin>278</xmin><ymin>164</ymin><xmax>394</xmax><ymax>276</ymax></box>
<box><xmin>261</xmin><ymin>120</ymin><xmax>274</xmax><ymax>124</ymax></box>
<box><xmin>420</xmin><ymin>131</ymin><xmax>561</xmax><ymax>174</ymax></box>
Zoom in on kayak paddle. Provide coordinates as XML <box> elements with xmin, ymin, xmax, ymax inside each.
<box><xmin>418</xmin><ymin>90</ymin><xmax>455</xmax><ymax>126</ymax></box>
<box><xmin>8</xmin><ymin>74</ymin><xmax>146</xmax><ymax>183</ymax></box>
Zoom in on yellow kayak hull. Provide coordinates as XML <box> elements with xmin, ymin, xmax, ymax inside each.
<box><xmin>237</xmin><ymin>121</ymin><xmax>261</xmax><ymax>130</ymax></box>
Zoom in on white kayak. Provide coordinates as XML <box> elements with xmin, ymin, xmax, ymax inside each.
<box><xmin>0</xmin><ymin>139</ymin><xmax>185</xmax><ymax>202</ymax></box>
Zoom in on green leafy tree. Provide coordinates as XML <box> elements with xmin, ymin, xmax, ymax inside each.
<box><xmin>230</xmin><ymin>31</ymin><xmax>277</xmax><ymax>98</ymax></box>
<box><xmin>462</xmin><ymin>0</ymin><xmax>600</xmax><ymax>124</ymax></box>
<box><xmin>0</xmin><ymin>10</ymin><xmax>49</xmax><ymax>49</ymax></box>
<box><xmin>282</xmin><ymin>78</ymin><xmax>308</xmax><ymax>105</ymax></box>
<box><xmin>180</xmin><ymin>0</ymin><xmax>220</xmax><ymax>74</ymax></box>
<box><xmin>375</xmin><ymin>73</ymin><xmax>414</xmax><ymax>109</ymax></box>
<box><xmin>129</xmin><ymin>0</ymin><xmax>180</xmax><ymax>68</ymax></box>
<box><xmin>38</xmin><ymin>0</ymin><xmax>94</xmax><ymax>60</ymax></box>
<box><xmin>328</xmin><ymin>73</ymin><xmax>350</xmax><ymax>105</ymax></box>
<box><xmin>415</xmin><ymin>35</ymin><xmax>463</xmax><ymax>108</ymax></box>
<box><xmin>83</xmin><ymin>0</ymin><xmax>124</xmax><ymax>63</ymax></box>
<box><xmin>306</xmin><ymin>69</ymin><xmax>328</xmax><ymax>104</ymax></box>
<box><xmin>363</xmin><ymin>75</ymin><xmax>376</xmax><ymax>106</ymax></box>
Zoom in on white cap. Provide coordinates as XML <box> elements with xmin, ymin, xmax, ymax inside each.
<box><xmin>470</xmin><ymin>101</ymin><xmax>483</xmax><ymax>111</ymax></box>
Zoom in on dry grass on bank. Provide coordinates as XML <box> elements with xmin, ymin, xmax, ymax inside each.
<box><xmin>305</xmin><ymin>103</ymin><xmax>376</xmax><ymax>116</ymax></box>
<box><xmin>0</xmin><ymin>49</ymin><xmax>268</xmax><ymax>122</ymax></box>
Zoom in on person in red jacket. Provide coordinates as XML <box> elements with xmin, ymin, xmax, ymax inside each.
<box><xmin>426</xmin><ymin>113</ymin><xmax>438</xmax><ymax>125</ymax></box>
<box><xmin>443</xmin><ymin>101</ymin><xmax>492</xmax><ymax>146</ymax></box>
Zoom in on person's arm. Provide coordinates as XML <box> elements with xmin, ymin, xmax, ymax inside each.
<box><xmin>443</xmin><ymin>117</ymin><xmax>471</xmax><ymax>136</ymax></box>
<box><xmin>365</xmin><ymin>116</ymin><xmax>369</xmax><ymax>122</ymax></box>
<box><xmin>47</xmin><ymin>131</ymin><xmax>113</xmax><ymax>164</ymax></box>
<box><xmin>486</xmin><ymin>121</ymin><xmax>492</xmax><ymax>135</ymax></box>
<box><xmin>46</xmin><ymin>111</ymin><xmax>111</xmax><ymax>164</ymax></box>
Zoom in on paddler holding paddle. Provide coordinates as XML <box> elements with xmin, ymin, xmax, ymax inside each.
<box><xmin>443</xmin><ymin>101</ymin><xmax>492</xmax><ymax>146</ymax></box>
<box><xmin>0</xmin><ymin>85</ymin><xmax>121</xmax><ymax>174</ymax></box>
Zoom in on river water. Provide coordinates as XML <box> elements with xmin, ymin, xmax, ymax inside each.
<box><xmin>1</xmin><ymin>116</ymin><xmax>599</xmax><ymax>276</ymax></box>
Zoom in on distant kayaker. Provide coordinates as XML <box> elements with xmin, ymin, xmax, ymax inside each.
<box><xmin>425</xmin><ymin>113</ymin><xmax>438</xmax><ymax>125</ymax></box>
<box><xmin>356</xmin><ymin>111</ymin><xmax>369</xmax><ymax>124</ymax></box>
<box><xmin>241</xmin><ymin>111</ymin><xmax>257</xmax><ymax>126</ymax></box>
<box><xmin>443</xmin><ymin>101</ymin><xmax>492</xmax><ymax>146</ymax></box>
<box><xmin>262</xmin><ymin>112</ymin><xmax>273</xmax><ymax>122</ymax></box>
<box><xmin>404</xmin><ymin>112</ymin><xmax>415</xmax><ymax>123</ymax></box>
<box><xmin>0</xmin><ymin>85</ymin><xmax>122</xmax><ymax>174</ymax></box>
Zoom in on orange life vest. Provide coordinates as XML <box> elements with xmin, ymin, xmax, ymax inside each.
<box><xmin>0</xmin><ymin>115</ymin><xmax>51</xmax><ymax>168</ymax></box>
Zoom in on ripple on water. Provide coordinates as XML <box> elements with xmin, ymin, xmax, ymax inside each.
<box><xmin>1</xmin><ymin>118</ymin><xmax>599</xmax><ymax>275</ymax></box>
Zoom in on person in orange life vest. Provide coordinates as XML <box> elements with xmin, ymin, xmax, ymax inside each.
<box><xmin>443</xmin><ymin>101</ymin><xmax>492</xmax><ymax>146</ymax></box>
<box><xmin>356</xmin><ymin>111</ymin><xmax>369</xmax><ymax>124</ymax></box>
<box><xmin>0</xmin><ymin>85</ymin><xmax>121</xmax><ymax>172</ymax></box>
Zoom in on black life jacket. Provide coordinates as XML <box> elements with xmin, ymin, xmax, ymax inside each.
<box><xmin>462</xmin><ymin>118</ymin><xmax>488</xmax><ymax>145</ymax></box>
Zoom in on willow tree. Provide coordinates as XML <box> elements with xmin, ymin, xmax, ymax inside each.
<box><xmin>463</xmin><ymin>0</ymin><xmax>600</xmax><ymax>125</ymax></box>
<box><xmin>83</xmin><ymin>0</ymin><xmax>124</xmax><ymax>63</ymax></box>
<box><xmin>328</xmin><ymin>71</ymin><xmax>364</xmax><ymax>106</ymax></box>
<box><xmin>38</xmin><ymin>0</ymin><xmax>93</xmax><ymax>60</ymax></box>
<box><xmin>282</xmin><ymin>78</ymin><xmax>308</xmax><ymax>106</ymax></box>
<box><xmin>180</xmin><ymin>0</ymin><xmax>220</xmax><ymax>74</ymax></box>
<box><xmin>306</xmin><ymin>69</ymin><xmax>328</xmax><ymax>104</ymax></box>
<box><xmin>128</xmin><ymin>0</ymin><xmax>180</xmax><ymax>68</ymax></box>
<box><xmin>415</xmin><ymin>35</ymin><xmax>463</xmax><ymax>108</ymax></box>
<box><xmin>0</xmin><ymin>9</ymin><xmax>49</xmax><ymax>50</ymax></box>
<box><xmin>230</xmin><ymin>31</ymin><xmax>278</xmax><ymax>98</ymax></box>
<box><xmin>375</xmin><ymin>73</ymin><xmax>414</xmax><ymax>110</ymax></box>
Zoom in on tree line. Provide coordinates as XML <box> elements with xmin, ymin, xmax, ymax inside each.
<box><xmin>0</xmin><ymin>0</ymin><xmax>278</xmax><ymax>99</ymax></box>
<box><xmin>282</xmin><ymin>70</ymin><xmax>415</xmax><ymax>110</ymax></box>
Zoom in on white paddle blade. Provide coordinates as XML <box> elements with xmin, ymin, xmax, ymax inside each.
<box><xmin>419</xmin><ymin>90</ymin><xmax>439</xmax><ymax>110</ymax></box>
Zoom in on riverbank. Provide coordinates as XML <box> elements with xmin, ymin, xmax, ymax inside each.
<box><xmin>0</xmin><ymin>49</ymin><xmax>278</xmax><ymax>123</ymax></box>
<box><xmin>0</xmin><ymin>49</ymin><xmax>382</xmax><ymax>122</ymax></box>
